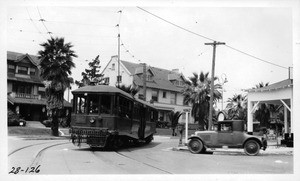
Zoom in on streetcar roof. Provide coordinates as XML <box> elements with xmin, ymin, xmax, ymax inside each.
<box><xmin>72</xmin><ymin>85</ymin><xmax>157</xmax><ymax>110</ymax></box>
<box><xmin>72</xmin><ymin>85</ymin><xmax>134</xmax><ymax>98</ymax></box>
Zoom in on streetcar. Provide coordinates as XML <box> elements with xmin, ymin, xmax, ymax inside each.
<box><xmin>69</xmin><ymin>85</ymin><xmax>158</xmax><ymax>149</ymax></box>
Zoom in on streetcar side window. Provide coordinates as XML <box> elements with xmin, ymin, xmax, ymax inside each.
<box><xmin>76</xmin><ymin>95</ymin><xmax>87</xmax><ymax>114</ymax></box>
<box><xmin>118</xmin><ymin>96</ymin><xmax>133</xmax><ymax>119</ymax></box>
<box><xmin>100</xmin><ymin>95</ymin><xmax>111</xmax><ymax>114</ymax></box>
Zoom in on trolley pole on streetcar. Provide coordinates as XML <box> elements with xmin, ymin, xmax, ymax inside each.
<box><xmin>205</xmin><ymin>41</ymin><xmax>225</xmax><ymax>130</ymax></box>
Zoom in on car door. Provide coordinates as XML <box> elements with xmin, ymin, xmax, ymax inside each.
<box><xmin>217</xmin><ymin>122</ymin><xmax>234</xmax><ymax>146</ymax></box>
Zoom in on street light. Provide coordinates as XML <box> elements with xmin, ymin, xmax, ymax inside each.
<box><xmin>219</xmin><ymin>73</ymin><xmax>228</xmax><ymax>110</ymax></box>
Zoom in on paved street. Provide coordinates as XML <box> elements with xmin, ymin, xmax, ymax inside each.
<box><xmin>8</xmin><ymin>135</ymin><xmax>293</xmax><ymax>174</ymax></box>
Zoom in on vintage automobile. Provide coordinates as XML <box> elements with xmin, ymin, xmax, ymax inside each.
<box><xmin>188</xmin><ymin>120</ymin><xmax>267</xmax><ymax>156</ymax></box>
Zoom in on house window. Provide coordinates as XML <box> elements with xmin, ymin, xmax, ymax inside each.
<box><xmin>30</xmin><ymin>68</ymin><xmax>36</xmax><ymax>76</ymax></box>
<box><xmin>8</xmin><ymin>64</ymin><xmax>15</xmax><ymax>73</ymax></box>
<box><xmin>162</xmin><ymin>91</ymin><xmax>167</xmax><ymax>98</ymax></box>
<box><xmin>146</xmin><ymin>74</ymin><xmax>153</xmax><ymax>81</ymax></box>
<box><xmin>117</xmin><ymin>75</ymin><xmax>122</xmax><ymax>83</ymax></box>
<box><xmin>151</xmin><ymin>89</ymin><xmax>158</xmax><ymax>102</ymax></box>
<box><xmin>138</xmin><ymin>94</ymin><xmax>144</xmax><ymax>100</ymax></box>
<box><xmin>112</xmin><ymin>63</ymin><xmax>115</xmax><ymax>70</ymax></box>
<box><xmin>170</xmin><ymin>92</ymin><xmax>176</xmax><ymax>104</ymax></box>
<box><xmin>103</xmin><ymin>77</ymin><xmax>110</xmax><ymax>85</ymax></box>
<box><xmin>18</xmin><ymin>66</ymin><xmax>28</xmax><ymax>75</ymax></box>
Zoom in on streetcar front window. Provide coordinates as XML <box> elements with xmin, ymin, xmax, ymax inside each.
<box><xmin>88</xmin><ymin>94</ymin><xmax>100</xmax><ymax>114</ymax></box>
<box><xmin>76</xmin><ymin>95</ymin><xmax>87</xmax><ymax>114</ymax></box>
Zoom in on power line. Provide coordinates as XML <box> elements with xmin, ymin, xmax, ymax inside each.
<box><xmin>10</xmin><ymin>17</ymin><xmax>116</xmax><ymax>28</ymax></box>
<box><xmin>25</xmin><ymin>7</ymin><xmax>47</xmax><ymax>40</ymax></box>
<box><xmin>11</xmin><ymin>28</ymin><xmax>116</xmax><ymax>39</ymax></box>
<box><xmin>136</xmin><ymin>6</ymin><xmax>289</xmax><ymax>70</ymax></box>
<box><xmin>225</xmin><ymin>44</ymin><xmax>288</xmax><ymax>69</ymax></box>
<box><xmin>36</xmin><ymin>6</ymin><xmax>52</xmax><ymax>37</ymax></box>
<box><xmin>116</xmin><ymin>8</ymin><xmax>141</xmax><ymax>63</ymax></box>
<box><xmin>137</xmin><ymin>6</ymin><xmax>215</xmax><ymax>42</ymax></box>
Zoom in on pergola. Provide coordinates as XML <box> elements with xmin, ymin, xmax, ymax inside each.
<box><xmin>246</xmin><ymin>79</ymin><xmax>293</xmax><ymax>135</ymax></box>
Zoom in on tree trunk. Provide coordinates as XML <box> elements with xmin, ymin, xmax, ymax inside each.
<box><xmin>51</xmin><ymin>108</ymin><xmax>59</xmax><ymax>136</ymax></box>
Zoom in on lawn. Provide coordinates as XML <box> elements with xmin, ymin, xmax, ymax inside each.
<box><xmin>8</xmin><ymin>126</ymin><xmax>52</xmax><ymax>136</ymax></box>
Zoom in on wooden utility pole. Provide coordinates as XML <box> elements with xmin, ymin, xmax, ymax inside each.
<box><xmin>142</xmin><ymin>63</ymin><xmax>147</xmax><ymax>101</ymax></box>
<box><xmin>205</xmin><ymin>41</ymin><xmax>225</xmax><ymax>130</ymax></box>
<box><xmin>117</xmin><ymin>33</ymin><xmax>120</xmax><ymax>87</ymax></box>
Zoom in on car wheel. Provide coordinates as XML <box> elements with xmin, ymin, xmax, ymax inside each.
<box><xmin>188</xmin><ymin>138</ymin><xmax>203</xmax><ymax>154</ymax></box>
<box><xmin>244</xmin><ymin>140</ymin><xmax>260</xmax><ymax>156</ymax></box>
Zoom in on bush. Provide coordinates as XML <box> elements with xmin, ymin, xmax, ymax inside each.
<box><xmin>7</xmin><ymin>109</ymin><xmax>26</xmax><ymax>126</ymax></box>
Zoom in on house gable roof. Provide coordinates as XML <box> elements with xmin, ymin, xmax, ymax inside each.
<box><xmin>7</xmin><ymin>51</ymin><xmax>40</xmax><ymax>66</ymax></box>
<box><xmin>121</xmin><ymin>60</ymin><xmax>185</xmax><ymax>92</ymax></box>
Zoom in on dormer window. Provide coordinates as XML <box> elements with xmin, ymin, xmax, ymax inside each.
<box><xmin>146</xmin><ymin>74</ymin><xmax>153</xmax><ymax>81</ymax></box>
<box><xmin>30</xmin><ymin>68</ymin><xmax>36</xmax><ymax>76</ymax></box>
<box><xmin>18</xmin><ymin>66</ymin><xmax>28</xmax><ymax>75</ymax></box>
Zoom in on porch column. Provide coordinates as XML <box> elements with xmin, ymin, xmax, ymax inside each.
<box><xmin>284</xmin><ymin>106</ymin><xmax>288</xmax><ymax>134</ymax></box>
<box><xmin>247</xmin><ymin>100</ymin><xmax>253</xmax><ymax>134</ymax></box>
<box><xmin>291</xmin><ymin>98</ymin><xmax>293</xmax><ymax>133</ymax></box>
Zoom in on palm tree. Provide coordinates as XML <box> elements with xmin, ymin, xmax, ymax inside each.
<box><xmin>38</xmin><ymin>37</ymin><xmax>77</xmax><ymax>136</ymax></box>
<box><xmin>226</xmin><ymin>94</ymin><xmax>247</xmax><ymax>120</ymax></box>
<box><xmin>182</xmin><ymin>71</ymin><xmax>222</xmax><ymax>130</ymax></box>
<box><xmin>117</xmin><ymin>84</ymin><xmax>140</xmax><ymax>96</ymax></box>
<box><xmin>168</xmin><ymin>111</ymin><xmax>182</xmax><ymax>136</ymax></box>
<box><xmin>255</xmin><ymin>82</ymin><xmax>269</xmax><ymax>89</ymax></box>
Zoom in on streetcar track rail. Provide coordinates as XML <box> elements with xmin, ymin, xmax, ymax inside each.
<box><xmin>8</xmin><ymin>141</ymin><xmax>55</xmax><ymax>156</ymax></box>
<box><xmin>91</xmin><ymin>148</ymin><xmax>172</xmax><ymax>174</ymax></box>
<box><xmin>115</xmin><ymin>151</ymin><xmax>172</xmax><ymax>174</ymax></box>
<box><xmin>29</xmin><ymin>142</ymin><xmax>70</xmax><ymax>168</ymax></box>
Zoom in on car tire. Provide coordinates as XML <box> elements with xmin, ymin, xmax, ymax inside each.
<box><xmin>188</xmin><ymin>138</ymin><xmax>203</xmax><ymax>154</ymax></box>
<box><xmin>244</xmin><ymin>140</ymin><xmax>260</xmax><ymax>156</ymax></box>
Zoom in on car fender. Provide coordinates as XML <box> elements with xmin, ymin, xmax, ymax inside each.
<box><xmin>242</xmin><ymin>137</ymin><xmax>263</xmax><ymax>148</ymax></box>
<box><xmin>188</xmin><ymin>135</ymin><xmax>207</xmax><ymax>147</ymax></box>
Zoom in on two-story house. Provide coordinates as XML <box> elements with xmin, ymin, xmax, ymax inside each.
<box><xmin>7</xmin><ymin>51</ymin><xmax>72</xmax><ymax>122</ymax></box>
<box><xmin>101</xmin><ymin>55</ymin><xmax>194</xmax><ymax>124</ymax></box>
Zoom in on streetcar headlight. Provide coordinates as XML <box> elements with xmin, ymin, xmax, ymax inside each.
<box><xmin>90</xmin><ymin>118</ymin><xmax>95</xmax><ymax>123</ymax></box>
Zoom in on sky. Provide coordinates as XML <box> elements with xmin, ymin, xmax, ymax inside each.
<box><xmin>3</xmin><ymin>0</ymin><xmax>295</xmax><ymax>103</ymax></box>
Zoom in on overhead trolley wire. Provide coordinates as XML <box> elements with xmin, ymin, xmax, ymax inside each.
<box><xmin>25</xmin><ymin>7</ymin><xmax>47</xmax><ymax>40</ymax></box>
<box><xmin>136</xmin><ymin>6</ymin><xmax>289</xmax><ymax>70</ymax></box>
<box><xmin>36</xmin><ymin>6</ymin><xmax>52</xmax><ymax>37</ymax></box>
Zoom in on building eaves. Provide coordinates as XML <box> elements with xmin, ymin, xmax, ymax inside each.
<box><xmin>246</xmin><ymin>79</ymin><xmax>293</xmax><ymax>93</ymax></box>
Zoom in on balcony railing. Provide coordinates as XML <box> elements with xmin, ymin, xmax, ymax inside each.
<box><xmin>12</xmin><ymin>92</ymin><xmax>42</xmax><ymax>100</ymax></box>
